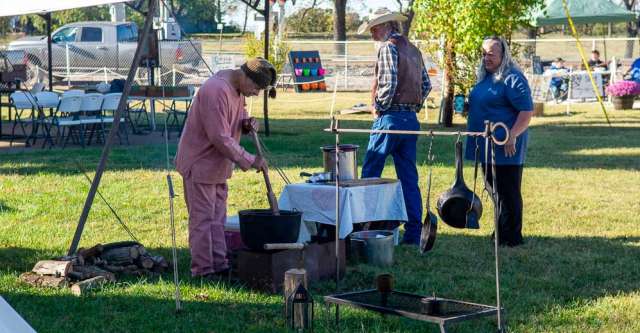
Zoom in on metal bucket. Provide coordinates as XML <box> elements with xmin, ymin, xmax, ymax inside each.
<box><xmin>350</xmin><ymin>230</ymin><xmax>394</xmax><ymax>267</ymax></box>
<box><xmin>321</xmin><ymin>144</ymin><xmax>359</xmax><ymax>181</ymax></box>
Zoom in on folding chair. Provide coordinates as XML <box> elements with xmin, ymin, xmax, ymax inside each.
<box><xmin>48</xmin><ymin>95</ymin><xmax>83</xmax><ymax>148</ymax></box>
<box><xmin>30</xmin><ymin>82</ymin><xmax>45</xmax><ymax>94</ymax></box>
<box><xmin>101</xmin><ymin>93</ymin><xmax>129</xmax><ymax>145</ymax></box>
<box><xmin>62</xmin><ymin>89</ymin><xmax>85</xmax><ymax>97</ymax></box>
<box><xmin>9</xmin><ymin>91</ymin><xmax>37</xmax><ymax>147</ymax></box>
<box><xmin>163</xmin><ymin>86</ymin><xmax>194</xmax><ymax>139</ymax></box>
<box><xmin>126</xmin><ymin>96</ymin><xmax>150</xmax><ymax>134</ymax></box>
<box><xmin>33</xmin><ymin>91</ymin><xmax>60</xmax><ymax>147</ymax></box>
<box><xmin>79</xmin><ymin>93</ymin><xmax>105</xmax><ymax>145</ymax></box>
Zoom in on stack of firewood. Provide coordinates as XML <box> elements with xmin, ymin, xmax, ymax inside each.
<box><xmin>19</xmin><ymin>241</ymin><xmax>169</xmax><ymax>296</ymax></box>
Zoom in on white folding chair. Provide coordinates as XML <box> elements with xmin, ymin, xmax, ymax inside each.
<box><xmin>101</xmin><ymin>93</ymin><xmax>129</xmax><ymax>145</ymax></box>
<box><xmin>35</xmin><ymin>91</ymin><xmax>60</xmax><ymax>109</ymax></box>
<box><xmin>48</xmin><ymin>95</ymin><xmax>83</xmax><ymax>148</ymax></box>
<box><xmin>29</xmin><ymin>82</ymin><xmax>45</xmax><ymax>94</ymax></box>
<box><xmin>62</xmin><ymin>89</ymin><xmax>85</xmax><ymax>97</ymax></box>
<box><xmin>79</xmin><ymin>93</ymin><xmax>105</xmax><ymax>145</ymax></box>
<box><xmin>164</xmin><ymin>86</ymin><xmax>194</xmax><ymax>139</ymax></box>
<box><xmin>33</xmin><ymin>91</ymin><xmax>60</xmax><ymax>147</ymax></box>
<box><xmin>126</xmin><ymin>96</ymin><xmax>150</xmax><ymax>133</ymax></box>
<box><xmin>8</xmin><ymin>91</ymin><xmax>37</xmax><ymax>147</ymax></box>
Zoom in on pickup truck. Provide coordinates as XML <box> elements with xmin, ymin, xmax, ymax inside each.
<box><xmin>7</xmin><ymin>21</ymin><xmax>203</xmax><ymax>85</ymax></box>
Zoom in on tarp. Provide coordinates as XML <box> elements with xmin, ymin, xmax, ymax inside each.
<box><xmin>0</xmin><ymin>0</ymin><xmax>131</xmax><ymax>17</ymax></box>
<box><xmin>532</xmin><ymin>0</ymin><xmax>636</xmax><ymax>26</ymax></box>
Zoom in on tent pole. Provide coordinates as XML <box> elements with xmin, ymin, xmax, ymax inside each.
<box><xmin>46</xmin><ymin>13</ymin><xmax>53</xmax><ymax>91</ymax></box>
<box><xmin>68</xmin><ymin>0</ymin><xmax>157</xmax><ymax>256</ymax></box>
<box><xmin>263</xmin><ymin>1</ymin><xmax>271</xmax><ymax>136</ymax></box>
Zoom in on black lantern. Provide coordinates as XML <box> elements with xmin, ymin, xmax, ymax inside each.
<box><xmin>286</xmin><ymin>283</ymin><xmax>314</xmax><ymax>331</ymax></box>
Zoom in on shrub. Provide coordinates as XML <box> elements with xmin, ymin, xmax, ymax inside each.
<box><xmin>243</xmin><ymin>34</ymin><xmax>290</xmax><ymax>74</ymax></box>
<box><xmin>605</xmin><ymin>80</ymin><xmax>640</xmax><ymax>97</ymax></box>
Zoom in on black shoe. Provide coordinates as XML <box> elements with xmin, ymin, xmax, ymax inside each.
<box><xmin>201</xmin><ymin>268</ymin><xmax>233</xmax><ymax>282</ymax></box>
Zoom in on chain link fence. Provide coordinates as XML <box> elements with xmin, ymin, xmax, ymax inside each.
<box><xmin>4</xmin><ymin>36</ymin><xmax>640</xmax><ymax>92</ymax></box>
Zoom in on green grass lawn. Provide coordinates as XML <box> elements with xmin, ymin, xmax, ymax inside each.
<box><xmin>1</xmin><ymin>92</ymin><xmax>640</xmax><ymax>332</ymax></box>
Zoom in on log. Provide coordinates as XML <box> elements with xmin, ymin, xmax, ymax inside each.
<box><xmin>32</xmin><ymin>260</ymin><xmax>72</xmax><ymax>277</ymax></box>
<box><xmin>137</xmin><ymin>256</ymin><xmax>154</xmax><ymax>270</ymax></box>
<box><xmin>72</xmin><ymin>265</ymin><xmax>116</xmax><ymax>282</ymax></box>
<box><xmin>73</xmin><ymin>255</ymin><xmax>85</xmax><ymax>267</ymax></box>
<box><xmin>71</xmin><ymin>276</ymin><xmax>106</xmax><ymax>296</ymax></box>
<box><xmin>20</xmin><ymin>272</ymin><xmax>67</xmax><ymax>288</ymax></box>
<box><xmin>101</xmin><ymin>246</ymin><xmax>139</xmax><ymax>265</ymax></box>
<box><xmin>284</xmin><ymin>268</ymin><xmax>308</xmax><ymax>330</ymax></box>
<box><xmin>151</xmin><ymin>256</ymin><xmax>169</xmax><ymax>272</ymax></box>
<box><xmin>102</xmin><ymin>265</ymin><xmax>125</xmax><ymax>273</ymax></box>
<box><xmin>77</xmin><ymin>244</ymin><xmax>104</xmax><ymax>260</ymax></box>
<box><xmin>67</xmin><ymin>271</ymin><xmax>84</xmax><ymax>281</ymax></box>
<box><xmin>136</xmin><ymin>245</ymin><xmax>147</xmax><ymax>256</ymax></box>
<box><xmin>102</xmin><ymin>241</ymin><xmax>142</xmax><ymax>252</ymax></box>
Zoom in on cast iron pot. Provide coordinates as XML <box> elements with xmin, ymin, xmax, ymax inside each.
<box><xmin>436</xmin><ymin>141</ymin><xmax>483</xmax><ymax>228</ymax></box>
<box><xmin>238</xmin><ymin>209</ymin><xmax>302</xmax><ymax>251</ymax></box>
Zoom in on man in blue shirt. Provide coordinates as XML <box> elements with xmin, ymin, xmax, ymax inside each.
<box><xmin>358</xmin><ymin>9</ymin><xmax>431</xmax><ymax>245</ymax></box>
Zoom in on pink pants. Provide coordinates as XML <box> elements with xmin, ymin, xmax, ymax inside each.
<box><xmin>183</xmin><ymin>178</ymin><xmax>229</xmax><ymax>277</ymax></box>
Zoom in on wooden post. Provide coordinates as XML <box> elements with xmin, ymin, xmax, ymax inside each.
<box><xmin>284</xmin><ymin>268</ymin><xmax>308</xmax><ymax>329</ymax></box>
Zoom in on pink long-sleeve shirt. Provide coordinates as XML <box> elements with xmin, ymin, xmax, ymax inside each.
<box><xmin>175</xmin><ymin>71</ymin><xmax>255</xmax><ymax>184</ymax></box>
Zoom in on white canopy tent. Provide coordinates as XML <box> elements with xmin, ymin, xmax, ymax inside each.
<box><xmin>0</xmin><ymin>0</ymin><xmax>131</xmax><ymax>18</ymax></box>
<box><xmin>0</xmin><ymin>0</ymin><xmax>134</xmax><ymax>91</ymax></box>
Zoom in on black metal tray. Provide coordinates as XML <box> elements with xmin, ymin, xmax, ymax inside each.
<box><xmin>324</xmin><ymin>289</ymin><xmax>499</xmax><ymax>326</ymax></box>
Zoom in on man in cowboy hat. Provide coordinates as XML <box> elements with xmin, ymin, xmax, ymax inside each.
<box><xmin>175</xmin><ymin>57</ymin><xmax>276</xmax><ymax>279</ymax></box>
<box><xmin>358</xmin><ymin>8</ymin><xmax>432</xmax><ymax>245</ymax></box>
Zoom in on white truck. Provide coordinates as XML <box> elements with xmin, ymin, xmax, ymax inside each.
<box><xmin>8</xmin><ymin>21</ymin><xmax>203</xmax><ymax>85</ymax></box>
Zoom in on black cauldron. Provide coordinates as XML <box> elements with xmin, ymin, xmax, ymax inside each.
<box><xmin>239</xmin><ymin>209</ymin><xmax>302</xmax><ymax>251</ymax></box>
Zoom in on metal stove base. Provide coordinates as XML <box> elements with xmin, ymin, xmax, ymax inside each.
<box><xmin>324</xmin><ymin>289</ymin><xmax>502</xmax><ymax>333</ymax></box>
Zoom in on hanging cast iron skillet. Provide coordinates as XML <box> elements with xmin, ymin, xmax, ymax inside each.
<box><xmin>436</xmin><ymin>140</ymin><xmax>483</xmax><ymax>229</ymax></box>
<box><xmin>420</xmin><ymin>136</ymin><xmax>437</xmax><ymax>253</ymax></box>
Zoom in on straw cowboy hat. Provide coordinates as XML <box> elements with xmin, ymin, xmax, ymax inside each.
<box><xmin>357</xmin><ymin>8</ymin><xmax>407</xmax><ymax>34</ymax></box>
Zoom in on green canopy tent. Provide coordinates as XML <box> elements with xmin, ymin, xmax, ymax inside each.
<box><xmin>530</xmin><ymin>0</ymin><xmax>636</xmax><ymax>125</ymax></box>
<box><xmin>532</xmin><ymin>0</ymin><xmax>636</xmax><ymax>26</ymax></box>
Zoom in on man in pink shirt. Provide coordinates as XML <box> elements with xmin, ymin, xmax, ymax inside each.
<box><xmin>175</xmin><ymin>57</ymin><xmax>276</xmax><ymax>279</ymax></box>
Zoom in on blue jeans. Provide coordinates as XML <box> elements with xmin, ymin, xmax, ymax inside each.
<box><xmin>361</xmin><ymin>111</ymin><xmax>422</xmax><ymax>243</ymax></box>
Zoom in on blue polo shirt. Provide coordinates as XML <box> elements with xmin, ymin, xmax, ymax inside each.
<box><xmin>465</xmin><ymin>70</ymin><xmax>533</xmax><ymax>165</ymax></box>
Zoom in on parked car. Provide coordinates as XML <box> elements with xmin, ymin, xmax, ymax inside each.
<box><xmin>8</xmin><ymin>21</ymin><xmax>203</xmax><ymax>85</ymax></box>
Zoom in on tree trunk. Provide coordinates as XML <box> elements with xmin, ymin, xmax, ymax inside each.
<box><xmin>401</xmin><ymin>0</ymin><xmax>416</xmax><ymax>36</ymax></box>
<box><xmin>241</xmin><ymin>3</ymin><xmax>249</xmax><ymax>35</ymax></box>
<box><xmin>526</xmin><ymin>27</ymin><xmax>537</xmax><ymax>59</ymax></box>
<box><xmin>626</xmin><ymin>21</ymin><xmax>638</xmax><ymax>58</ymax></box>
<box><xmin>333</xmin><ymin>0</ymin><xmax>347</xmax><ymax>56</ymax></box>
<box><xmin>441</xmin><ymin>40</ymin><xmax>456</xmax><ymax>127</ymax></box>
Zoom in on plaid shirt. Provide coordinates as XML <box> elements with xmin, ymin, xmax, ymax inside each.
<box><xmin>375</xmin><ymin>32</ymin><xmax>432</xmax><ymax>112</ymax></box>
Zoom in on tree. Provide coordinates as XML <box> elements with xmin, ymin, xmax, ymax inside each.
<box><xmin>412</xmin><ymin>0</ymin><xmax>543</xmax><ymax>126</ymax></box>
<box><xmin>621</xmin><ymin>0</ymin><xmax>639</xmax><ymax>58</ymax></box>
<box><xmin>286</xmin><ymin>8</ymin><xmax>333</xmax><ymax>33</ymax></box>
<box><xmin>333</xmin><ymin>0</ymin><xmax>347</xmax><ymax>54</ymax></box>
<box><xmin>19</xmin><ymin>7</ymin><xmax>110</xmax><ymax>34</ymax></box>
<box><xmin>394</xmin><ymin>0</ymin><xmax>417</xmax><ymax>36</ymax></box>
<box><xmin>345</xmin><ymin>11</ymin><xmax>363</xmax><ymax>33</ymax></box>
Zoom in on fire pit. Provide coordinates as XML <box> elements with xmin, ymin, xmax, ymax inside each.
<box><xmin>324</xmin><ymin>289</ymin><xmax>501</xmax><ymax>333</ymax></box>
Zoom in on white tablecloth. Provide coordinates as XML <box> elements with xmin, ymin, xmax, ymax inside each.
<box><xmin>278</xmin><ymin>181</ymin><xmax>408</xmax><ymax>239</ymax></box>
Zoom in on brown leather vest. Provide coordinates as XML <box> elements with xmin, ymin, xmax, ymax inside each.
<box><xmin>373</xmin><ymin>35</ymin><xmax>425</xmax><ymax>106</ymax></box>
